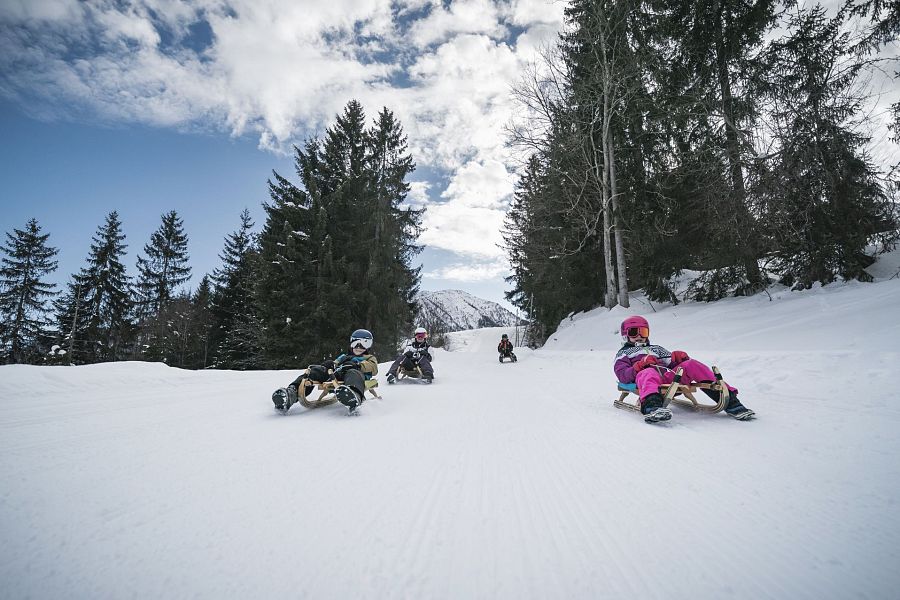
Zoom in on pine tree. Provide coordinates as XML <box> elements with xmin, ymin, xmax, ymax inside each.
<box><xmin>0</xmin><ymin>219</ymin><xmax>59</xmax><ymax>364</ymax></box>
<box><xmin>188</xmin><ymin>275</ymin><xmax>215</xmax><ymax>369</ymax></box>
<box><xmin>54</xmin><ymin>211</ymin><xmax>132</xmax><ymax>363</ymax></box>
<box><xmin>364</xmin><ymin>107</ymin><xmax>423</xmax><ymax>352</ymax></box>
<box><xmin>758</xmin><ymin>4</ymin><xmax>898</xmax><ymax>287</ymax></box>
<box><xmin>210</xmin><ymin>209</ymin><xmax>262</xmax><ymax>369</ymax></box>
<box><xmin>255</xmin><ymin>101</ymin><xmax>422</xmax><ymax>365</ymax></box>
<box><xmin>134</xmin><ymin>211</ymin><xmax>191</xmax><ymax>361</ymax></box>
<box><xmin>255</xmin><ymin>171</ymin><xmax>319</xmax><ymax>367</ymax></box>
<box><xmin>649</xmin><ymin>0</ymin><xmax>781</xmax><ymax>293</ymax></box>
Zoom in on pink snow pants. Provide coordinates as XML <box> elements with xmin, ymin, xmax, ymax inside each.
<box><xmin>635</xmin><ymin>359</ymin><xmax>738</xmax><ymax>403</ymax></box>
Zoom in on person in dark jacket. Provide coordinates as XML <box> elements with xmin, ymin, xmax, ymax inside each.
<box><xmin>498</xmin><ymin>333</ymin><xmax>517</xmax><ymax>362</ymax></box>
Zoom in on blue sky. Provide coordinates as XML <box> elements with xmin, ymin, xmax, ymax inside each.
<box><xmin>0</xmin><ymin>0</ymin><xmax>566</xmax><ymax>310</ymax></box>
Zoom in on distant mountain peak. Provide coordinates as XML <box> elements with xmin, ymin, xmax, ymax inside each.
<box><xmin>416</xmin><ymin>290</ymin><xmax>523</xmax><ymax>333</ymax></box>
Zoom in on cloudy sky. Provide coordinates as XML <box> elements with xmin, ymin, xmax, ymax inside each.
<box><xmin>0</xmin><ymin>0</ymin><xmax>566</xmax><ymax>310</ymax></box>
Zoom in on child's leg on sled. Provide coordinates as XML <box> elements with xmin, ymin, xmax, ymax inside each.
<box><xmin>677</xmin><ymin>359</ymin><xmax>753</xmax><ymax>419</ymax></box>
<box><xmin>634</xmin><ymin>367</ymin><xmax>674</xmax><ymax>422</ymax></box>
<box><xmin>334</xmin><ymin>368</ymin><xmax>366</xmax><ymax>410</ymax></box>
<box><xmin>416</xmin><ymin>356</ymin><xmax>434</xmax><ymax>381</ymax></box>
<box><xmin>272</xmin><ymin>365</ymin><xmax>328</xmax><ymax>411</ymax></box>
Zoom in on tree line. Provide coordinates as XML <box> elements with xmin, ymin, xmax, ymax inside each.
<box><xmin>504</xmin><ymin>0</ymin><xmax>900</xmax><ymax>341</ymax></box>
<box><xmin>0</xmin><ymin>101</ymin><xmax>422</xmax><ymax>367</ymax></box>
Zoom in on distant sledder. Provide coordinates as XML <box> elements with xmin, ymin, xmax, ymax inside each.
<box><xmin>498</xmin><ymin>333</ymin><xmax>517</xmax><ymax>363</ymax></box>
<box><xmin>612</xmin><ymin>316</ymin><xmax>755</xmax><ymax>424</ymax></box>
<box><xmin>272</xmin><ymin>328</ymin><xmax>380</xmax><ymax>416</ymax></box>
<box><xmin>386</xmin><ymin>326</ymin><xmax>434</xmax><ymax>384</ymax></box>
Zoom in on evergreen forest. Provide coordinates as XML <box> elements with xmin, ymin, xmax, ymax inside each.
<box><xmin>1</xmin><ymin>1</ymin><xmax>898</xmax><ymax>364</ymax></box>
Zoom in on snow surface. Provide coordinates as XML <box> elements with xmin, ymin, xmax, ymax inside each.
<box><xmin>2</xmin><ymin>266</ymin><xmax>900</xmax><ymax>598</ymax></box>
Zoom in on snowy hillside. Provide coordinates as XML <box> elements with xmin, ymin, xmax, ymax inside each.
<box><xmin>417</xmin><ymin>289</ymin><xmax>522</xmax><ymax>332</ymax></box>
<box><xmin>2</xmin><ymin>252</ymin><xmax>900</xmax><ymax>599</ymax></box>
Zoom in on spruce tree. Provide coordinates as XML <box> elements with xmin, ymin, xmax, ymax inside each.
<box><xmin>210</xmin><ymin>209</ymin><xmax>262</xmax><ymax>369</ymax></box>
<box><xmin>364</xmin><ymin>107</ymin><xmax>423</xmax><ymax>352</ymax></box>
<box><xmin>759</xmin><ymin>4</ymin><xmax>897</xmax><ymax>287</ymax></box>
<box><xmin>255</xmin><ymin>101</ymin><xmax>422</xmax><ymax>364</ymax></box>
<box><xmin>255</xmin><ymin>171</ymin><xmax>319</xmax><ymax>367</ymax></box>
<box><xmin>134</xmin><ymin>211</ymin><xmax>191</xmax><ymax>361</ymax></box>
<box><xmin>55</xmin><ymin>211</ymin><xmax>132</xmax><ymax>363</ymax></box>
<box><xmin>0</xmin><ymin>219</ymin><xmax>59</xmax><ymax>364</ymax></box>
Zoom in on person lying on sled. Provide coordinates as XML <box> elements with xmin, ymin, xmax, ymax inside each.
<box><xmin>613</xmin><ymin>316</ymin><xmax>754</xmax><ymax>423</ymax></box>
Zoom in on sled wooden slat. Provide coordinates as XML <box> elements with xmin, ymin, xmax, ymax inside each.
<box><xmin>613</xmin><ymin>366</ymin><xmax>731</xmax><ymax>415</ymax></box>
<box><xmin>296</xmin><ymin>371</ymin><xmax>381</xmax><ymax>409</ymax></box>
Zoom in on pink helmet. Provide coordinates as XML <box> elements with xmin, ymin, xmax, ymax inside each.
<box><xmin>620</xmin><ymin>316</ymin><xmax>650</xmax><ymax>342</ymax></box>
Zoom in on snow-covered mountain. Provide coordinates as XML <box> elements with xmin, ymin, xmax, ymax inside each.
<box><xmin>416</xmin><ymin>289</ymin><xmax>523</xmax><ymax>332</ymax></box>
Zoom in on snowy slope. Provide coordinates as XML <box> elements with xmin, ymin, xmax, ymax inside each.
<box><xmin>417</xmin><ymin>289</ymin><xmax>522</xmax><ymax>331</ymax></box>
<box><xmin>2</xmin><ymin>263</ymin><xmax>900</xmax><ymax>598</ymax></box>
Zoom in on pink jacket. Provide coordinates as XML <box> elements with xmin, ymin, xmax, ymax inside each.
<box><xmin>613</xmin><ymin>343</ymin><xmax>677</xmax><ymax>384</ymax></box>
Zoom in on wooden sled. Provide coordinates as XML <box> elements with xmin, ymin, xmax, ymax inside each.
<box><xmin>297</xmin><ymin>372</ymin><xmax>381</xmax><ymax>410</ymax></box>
<box><xmin>499</xmin><ymin>353</ymin><xmax>517</xmax><ymax>363</ymax></box>
<box><xmin>613</xmin><ymin>366</ymin><xmax>731</xmax><ymax>415</ymax></box>
<box><xmin>397</xmin><ymin>365</ymin><xmax>435</xmax><ymax>383</ymax></box>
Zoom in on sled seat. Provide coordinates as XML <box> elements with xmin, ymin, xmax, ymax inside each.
<box><xmin>613</xmin><ymin>366</ymin><xmax>731</xmax><ymax>414</ymax></box>
<box><xmin>297</xmin><ymin>374</ymin><xmax>381</xmax><ymax>409</ymax></box>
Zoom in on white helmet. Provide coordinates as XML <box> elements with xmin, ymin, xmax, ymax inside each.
<box><xmin>350</xmin><ymin>328</ymin><xmax>374</xmax><ymax>350</ymax></box>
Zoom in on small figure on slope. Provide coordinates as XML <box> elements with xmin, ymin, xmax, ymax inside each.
<box><xmin>613</xmin><ymin>316</ymin><xmax>754</xmax><ymax>423</ymax></box>
<box><xmin>272</xmin><ymin>328</ymin><xmax>378</xmax><ymax>414</ymax></box>
<box><xmin>498</xmin><ymin>333</ymin><xmax>517</xmax><ymax>363</ymax></box>
<box><xmin>386</xmin><ymin>326</ymin><xmax>434</xmax><ymax>384</ymax></box>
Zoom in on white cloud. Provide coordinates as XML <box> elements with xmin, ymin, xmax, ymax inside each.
<box><xmin>407</xmin><ymin>180</ymin><xmax>432</xmax><ymax>208</ymax></box>
<box><xmin>420</xmin><ymin>200</ymin><xmax>507</xmax><ymax>259</ymax></box>
<box><xmin>0</xmin><ymin>0</ymin><xmax>567</xmax><ymax>267</ymax></box>
<box><xmin>424</xmin><ymin>258</ymin><xmax>511</xmax><ymax>282</ymax></box>
<box><xmin>408</xmin><ymin>0</ymin><xmax>506</xmax><ymax>48</ymax></box>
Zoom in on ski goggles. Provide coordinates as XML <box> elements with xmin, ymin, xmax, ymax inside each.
<box><xmin>626</xmin><ymin>326</ymin><xmax>650</xmax><ymax>338</ymax></box>
<box><xmin>351</xmin><ymin>338</ymin><xmax>373</xmax><ymax>350</ymax></box>
<box><xmin>414</xmin><ymin>333</ymin><xmax>426</xmax><ymax>340</ymax></box>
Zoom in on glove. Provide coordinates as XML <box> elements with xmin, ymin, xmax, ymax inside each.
<box><xmin>322</xmin><ymin>359</ymin><xmax>336</xmax><ymax>372</ymax></box>
<box><xmin>633</xmin><ymin>355</ymin><xmax>658</xmax><ymax>372</ymax></box>
<box><xmin>306</xmin><ymin>364</ymin><xmax>329</xmax><ymax>383</ymax></box>
<box><xmin>670</xmin><ymin>350</ymin><xmax>689</xmax><ymax>366</ymax></box>
<box><xmin>335</xmin><ymin>362</ymin><xmax>360</xmax><ymax>376</ymax></box>
<box><xmin>413</xmin><ymin>351</ymin><xmax>421</xmax><ymax>361</ymax></box>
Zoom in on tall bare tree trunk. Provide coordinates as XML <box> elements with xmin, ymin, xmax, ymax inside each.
<box><xmin>606</xmin><ymin>129</ymin><xmax>629</xmax><ymax>308</ymax></box>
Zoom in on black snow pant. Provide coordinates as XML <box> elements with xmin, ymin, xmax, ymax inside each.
<box><xmin>387</xmin><ymin>354</ymin><xmax>434</xmax><ymax>378</ymax></box>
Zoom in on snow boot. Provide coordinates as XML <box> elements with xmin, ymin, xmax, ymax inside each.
<box><xmin>424</xmin><ymin>374</ymin><xmax>433</xmax><ymax>384</ymax></box>
<box><xmin>511</xmin><ymin>353</ymin><xmax>518</xmax><ymax>362</ymax></box>
<box><xmin>335</xmin><ymin>384</ymin><xmax>363</xmax><ymax>414</ymax></box>
<box><xmin>272</xmin><ymin>385</ymin><xmax>298</xmax><ymax>413</ymax></box>
<box><xmin>386</xmin><ymin>373</ymin><xmax>397</xmax><ymax>385</ymax></box>
<box><xmin>499</xmin><ymin>354</ymin><xmax>504</xmax><ymax>363</ymax></box>
<box><xmin>724</xmin><ymin>394</ymin><xmax>755</xmax><ymax>420</ymax></box>
<box><xmin>641</xmin><ymin>393</ymin><xmax>672</xmax><ymax>423</ymax></box>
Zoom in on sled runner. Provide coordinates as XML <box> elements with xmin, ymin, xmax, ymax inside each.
<box><xmin>613</xmin><ymin>366</ymin><xmax>731</xmax><ymax>415</ymax></box>
<box><xmin>296</xmin><ymin>370</ymin><xmax>381</xmax><ymax>409</ymax></box>
<box><xmin>397</xmin><ymin>365</ymin><xmax>435</xmax><ymax>383</ymax></box>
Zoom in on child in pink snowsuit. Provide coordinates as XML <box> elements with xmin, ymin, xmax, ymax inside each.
<box><xmin>613</xmin><ymin>316</ymin><xmax>754</xmax><ymax>422</ymax></box>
